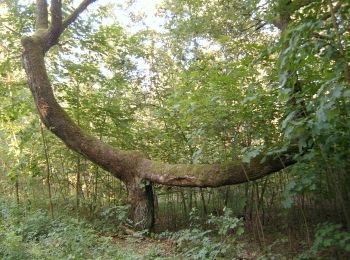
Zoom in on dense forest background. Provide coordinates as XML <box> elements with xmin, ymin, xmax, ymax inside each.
<box><xmin>0</xmin><ymin>0</ymin><xmax>350</xmax><ymax>259</ymax></box>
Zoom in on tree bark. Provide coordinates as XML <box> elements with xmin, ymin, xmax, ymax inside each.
<box><xmin>126</xmin><ymin>178</ymin><xmax>154</xmax><ymax>230</ymax></box>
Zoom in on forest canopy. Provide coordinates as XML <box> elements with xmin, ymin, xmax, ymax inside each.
<box><xmin>0</xmin><ymin>0</ymin><xmax>350</xmax><ymax>258</ymax></box>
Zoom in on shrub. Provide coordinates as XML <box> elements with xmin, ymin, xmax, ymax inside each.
<box><xmin>168</xmin><ymin>207</ymin><xmax>245</xmax><ymax>259</ymax></box>
<box><xmin>311</xmin><ymin>222</ymin><xmax>350</xmax><ymax>254</ymax></box>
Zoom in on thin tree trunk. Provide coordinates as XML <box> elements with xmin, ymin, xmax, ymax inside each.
<box><xmin>189</xmin><ymin>190</ymin><xmax>193</xmax><ymax>210</ymax></box>
<box><xmin>224</xmin><ymin>187</ymin><xmax>230</xmax><ymax>207</ymax></box>
<box><xmin>40</xmin><ymin>122</ymin><xmax>54</xmax><ymax>218</ymax></box>
<box><xmin>93</xmin><ymin>166</ymin><xmax>99</xmax><ymax>213</ymax></box>
<box><xmin>76</xmin><ymin>156</ymin><xmax>81</xmax><ymax>210</ymax></box>
<box><xmin>200</xmin><ymin>188</ymin><xmax>207</xmax><ymax>214</ymax></box>
<box><xmin>15</xmin><ymin>176</ymin><xmax>20</xmax><ymax>205</ymax></box>
<box><xmin>180</xmin><ymin>189</ymin><xmax>187</xmax><ymax>215</ymax></box>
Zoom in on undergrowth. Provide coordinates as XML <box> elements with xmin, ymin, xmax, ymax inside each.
<box><xmin>0</xmin><ymin>198</ymin><xmax>145</xmax><ymax>259</ymax></box>
<box><xmin>162</xmin><ymin>207</ymin><xmax>246</xmax><ymax>259</ymax></box>
<box><xmin>1</xmin><ymin>197</ymin><xmax>349</xmax><ymax>259</ymax></box>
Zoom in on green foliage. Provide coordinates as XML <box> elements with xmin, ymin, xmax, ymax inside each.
<box><xmin>168</xmin><ymin>207</ymin><xmax>245</xmax><ymax>259</ymax></box>
<box><xmin>274</xmin><ymin>0</ymin><xmax>350</xmax><ymax>216</ymax></box>
<box><xmin>242</xmin><ymin>146</ymin><xmax>263</xmax><ymax>163</ymax></box>
<box><xmin>0</xmin><ymin>199</ymin><xmax>139</xmax><ymax>259</ymax></box>
<box><xmin>208</xmin><ymin>207</ymin><xmax>244</xmax><ymax>238</ymax></box>
<box><xmin>311</xmin><ymin>223</ymin><xmax>350</xmax><ymax>254</ymax></box>
<box><xmin>142</xmin><ymin>244</ymin><xmax>166</xmax><ymax>260</ymax></box>
<box><xmin>96</xmin><ymin>204</ymin><xmax>133</xmax><ymax>233</ymax></box>
<box><xmin>0</xmin><ymin>231</ymin><xmax>30</xmax><ymax>260</ymax></box>
<box><xmin>101</xmin><ymin>204</ymin><xmax>131</xmax><ymax>224</ymax></box>
<box><xmin>297</xmin><ymin>222</ymin><xmax>350</xmax><ymax>259</ymax></box>
<box><xmin>20</xmin><ymin>209</ymin><xmax>59</xmax><ymax>242</ymax></box>
<box><xmin>257</xmin><ymin>237</ymin><xmax>289</xmax><ymax>260</ymax></box>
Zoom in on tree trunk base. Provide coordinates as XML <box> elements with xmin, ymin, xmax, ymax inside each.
<box><xmin>127</xmin><ymin>178</ymin><xmax>154</xmax><ymax>230</ymax></box>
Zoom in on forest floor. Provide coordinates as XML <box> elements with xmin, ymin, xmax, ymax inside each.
<box><xmin>0</xmin><ymin>208</ymin><xmax>293</xmax><ymax>259</ymax></box>
<box><xmin>94</xmin><ymin>225</ymin><xmax>307</xmax><ymax>259</ymax></box>
<box><xmin>1</xmin><ymin>198</ymin><xmax>348</xmax><ymax>259</ymax></box>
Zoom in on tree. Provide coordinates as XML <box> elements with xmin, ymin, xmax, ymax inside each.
<box><xmin>21</xmin><ymin>0</ymin><xmax>305</xmax><ymax>230</ymax></box>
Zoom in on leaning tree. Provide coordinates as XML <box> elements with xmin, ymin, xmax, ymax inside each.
<box><xmin>21</xmin><ymin>0</ymin><xmax>302</xmax><ymax>230</ymax></box>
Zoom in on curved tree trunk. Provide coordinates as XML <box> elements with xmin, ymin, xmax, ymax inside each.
<box><xmin>20</xmin><ymin>0</ymin><xmax>303</xmax><ymax>230</ymax></box>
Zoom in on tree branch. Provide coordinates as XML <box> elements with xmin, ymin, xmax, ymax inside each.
<box><xmin>36</xmin><ymin>0</ymin><xmax>49</xmax><ymax>30</ymax></box>
<box><xmin>138</xmin><ymin>150</ymin><xmax>296</xmax><ymax>187</ymax></box>
<box><xmin>62</xmin><ymin>0</ymin><xmax>97</xmax><ymax>31</ymax></box>
<box><xmin>42</xmin><ymin>0</ymin><xmax>97</xmax><ymax>51</ymax></box>
<box><xmin>50</xmin><ymin>0</ymin><xmax>62</xmax><ymax>33</ymax></box>
<box><xmin>46</xmin><ymin>0</ymin><xmax>63</xmax><ymax>48</ymax></box>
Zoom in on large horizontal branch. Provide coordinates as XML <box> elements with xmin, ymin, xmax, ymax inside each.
<box><xmin>138</xmin><ymin>151</ymin><xmax>295</xmax><ymax>187</ymax></box>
